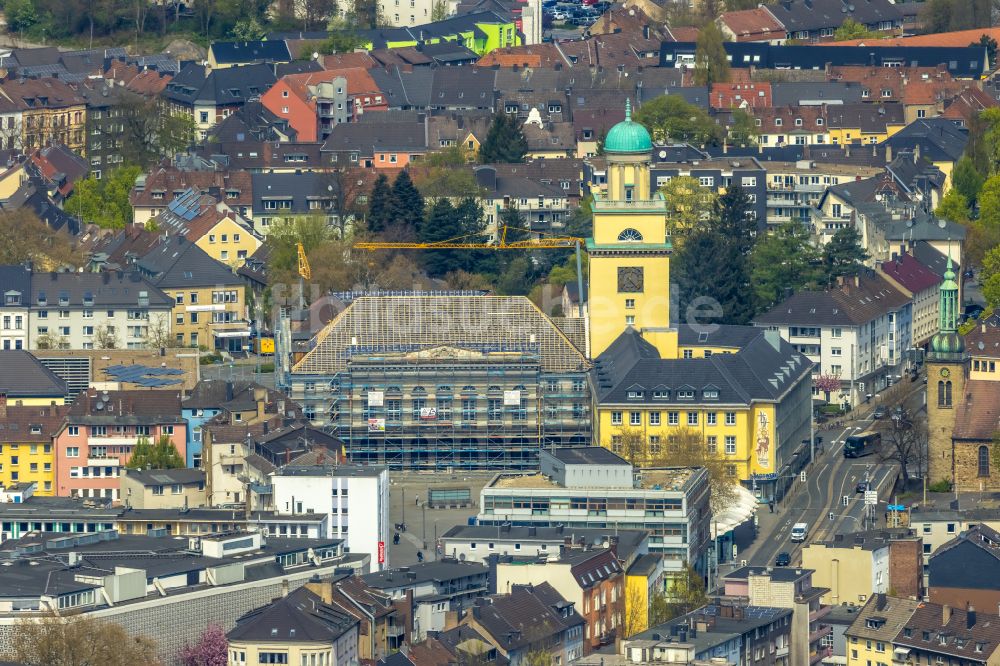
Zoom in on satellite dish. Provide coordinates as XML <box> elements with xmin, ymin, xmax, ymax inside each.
<box><xmin>938</xmin><ymin>218</ymin><xmax>947</xmax><ymax>228</ymax></box>
<box><xmin>659</xmin><ymin>150</ymin><xmax>667</xmax><ymax>158</ymax></box>
<box><xmin>905</xmin><ymin>219</ymin><xmax>913</xmax><ymax>227</ymax></box>
<box><xmin>95</xmin><ymin>401</ymin><xmax>105</xmax><ymax>410</ymax></box>
<box><xmin>979</xmin><ymin>341</ymin><xmax>986</xmax><ymax>350</ymax></box>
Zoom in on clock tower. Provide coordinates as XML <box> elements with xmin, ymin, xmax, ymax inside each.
<box><xmin>587</xmin><ymin>100</ymin><xmax>675</xmax><ymax>358</ymax></box>
<box><xmin>926</xmin><ymin>254</ymin><xmax>966</xmax><ymax>486</ymax></box>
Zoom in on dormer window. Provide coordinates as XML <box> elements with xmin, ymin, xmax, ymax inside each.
<box><xmin>774</xmin><ymin>118</ymin><xmax>782</xmax><ymax>126</ymax></box>
<box><xmin>678</xmin><ymin>389</ymin><xmax>695</xmax><ymax>400</ymax></box>
<box><xmin>58</xmin><ymin>291</ymin><xmax>69</xmax><ymax>306</ymax></box>
<box><xmin>37</xmin><ymin>291</ymin><xmax>46</xmax><ymax>305</ymax></box>
<box><xmin>703</xmin><ymin>388</ymin><xmax>719</xmax><ymax>400</ymax></box>
<box><xmin>795</xmin><ymin>118</ymin><xmax>803</xmax><ymax>126</ymax></box>
<box><xmin>627</xmin><ymin>390</ymin><xmax>644</xmax><ymax>400</ymax></box>
<box><xmin>4</xmin><ymin>290</ymin><xmax>20</xmax><ymax>306</ymax></box>
<box><xmin>653</xmin><ymin>389</ymin><xmax>669</xmax><ymax>399</ymax></box>
<box><xmin>83</xmin><ymin>291</ymin><xmax>94</xmax><ymax>306</ymax></box>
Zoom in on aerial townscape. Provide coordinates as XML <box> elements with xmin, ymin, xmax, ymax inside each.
<box><xmin>0</xmin><ymin>0</ymin><xmax>999</xmax><ymax>662</ymax></box>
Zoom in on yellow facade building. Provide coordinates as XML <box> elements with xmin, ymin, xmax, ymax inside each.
<box><xmin>587</xmin><ymin>102</ymin><xmax>814</xmax><ymax>502</ymax></box>
<box><xmin>0</xmin><ymin>402</ymin><xmax>68</xmax><ymax>496</ymax></box>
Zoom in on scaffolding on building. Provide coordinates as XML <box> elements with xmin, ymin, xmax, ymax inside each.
<box><xmin>286</xmin><ymin>295</ymin><xmax>592</xmax><ymax>471</ymax></box>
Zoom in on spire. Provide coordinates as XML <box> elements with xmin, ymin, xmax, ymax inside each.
<box><xmin>625</xmin><ymin>98</ymin><xmax>632</xmax><ymax>122</ymax></box>
<box><xmin>930</xmin><ymin>245</ymin><xmax>963</xmax><ymax>356</ymax></box>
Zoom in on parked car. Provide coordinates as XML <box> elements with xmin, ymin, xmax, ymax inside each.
<box><xmin>872</xmin><ymin>406</ymin><xmax>887</xmax><ymax>419</ymax></box>
<box><xmin>775</xmin><ymin>552</ymin><xmax>791</xmax><ymax>566</ymax></box>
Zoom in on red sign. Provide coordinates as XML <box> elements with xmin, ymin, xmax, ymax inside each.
<box><xmin>378</xmin><ymin>541</ymin><xmax>386</xmax><ymax>564</ymax></box>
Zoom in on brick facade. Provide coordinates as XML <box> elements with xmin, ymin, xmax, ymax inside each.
<box><xmin>926</xmin><ymin>359</ymin><xmax>962</xmax><ymax>486</ymax></box>
<box><xmin>888</xmin><ymin>538</ymin><xmax>923</xmax><ymax>599</ymax></box>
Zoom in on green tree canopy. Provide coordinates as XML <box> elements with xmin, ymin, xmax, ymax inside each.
<box><xmin>479</xmin><ymin>113</ymin><xmax>528</xmax><ymax>164</ymax></box>
<box><xmin>728</xmin><ymin>109</ymin><xmax>759</xmax><ymax>146</ymax></box>
<box><xmin>981</xmin><ymin>246</ymin><xmax>1000</xmax><ymax>309</ymax></box>
<box><xmin>388</xmin><ymin>170</ymin><xmax>425</xmax><ymax>232</ymax></box>
<box><xmin>127</xmin><ymin>434</ymin><xmax>184</xmax><ymax>470</ymax></box>
<box><xmin>633</xmin><ymin>95</ymin><xmax>722</xmax><ymax>145</ymax></box>
<box><xmin>750</xmin><ymin>220</ymin><xmax>821</xmax><ymax>308</ymax></box>
<box><xmin>694</xmin><ymin>21</ymin><xmax>730</xmax><ymax>86</ymax></box>
<box><xmin>952</xmin><ymin>155</ymin><xmax>985</xmax><ymax>207</ymax></box>
<box><xmin>978</xmin><ymin>173</ymin><xmax>1000</xmax><ymax>227</ymax></box>
<box><xmin>821</xmin><ymin>226</ymin><xmax>868</xmax><ymax>284</ymax></box>
<box><xmin>366</xmin><ymin>173</ymin><xmax>392</xmax><ymax>233</ymax></box>
<box><xmin>65</xmin><ymin>166</ymin><xmax>141</xmax><ymax>229</ymax></box>
<box><xmin>934</xmin><ymin>188</ymin><xmax>971</xmax><ymax>225</ymax></box>
<box><xmin>833</xmin><ymin>17</ymin><xmax>877</xmax><ymax>40</ymax></box>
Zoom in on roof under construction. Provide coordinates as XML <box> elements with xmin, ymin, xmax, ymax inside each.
<box><xmin>292</xmin><ymin>295</ymin><xmax>590</xmax><ymax>375</ymax></box>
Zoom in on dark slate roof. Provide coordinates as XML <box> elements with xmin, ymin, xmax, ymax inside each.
<box><xmin>0</xmin><ymin>350</ymin><xmax>70</xmax><ymax>397</ymax></box>
<box><xmin>754</xmin><ymin>272</ymin><xmax>912</xmax><ymax>327</ymax></box>
<box><xmin>659</xmin><ymin>42</ymin><xmax>989</xmax><ymax>78</ymax></box>
<box><xmin>884</xmin><ymin>213</ymin><xmax>966</xmax><ymax>242</ymax></box>
<box><xmin>593</xmin><ymin>328</ymin><xmax>811</xmax><ymax>406</ymax></box>
<box><xmin>368</xmin><ymin>66</ymin><xmax>436</xmax><ymax>109</ymax></box>
<box><xmin>0</xmin><ymin>264</ymin><xmax>30</xmax><ymax>299</ymax></box>
<box><xmin>429</xmin><ymin>67</ymin><xmax>497</xmax><ymax>109</ymax></box>
<box><xmin>28</xmin><ymin>271</ymin><xmax>173</xmax><ymax>308</ymax></box>
<box><xmin>162</xmin><ymin>63</ymin><xmax>277</xmax><ymax>106</ymax></box>
<box><xmin>209</xmin><ymin>40</ymin><xmax>291</xmax><ymax>65</ymax></box>
<box><xmin>764</xmin><ymin>0</ymin><xmax>902</xmax><ymax>33</ymax></box>
<box><xmin>227</xmin><ymin>587</ymin><xmax>358</xmax><ymax>643</ymax></box>
<box><xmin>637</xmin><ymin>85</ymin><xmax>710</xmax><ymax>108</ymax></box>
<box><xmin>136</xmin><ymin>236</ymin><xmax>240</xmax><ymax>289</ymax></box>
<box><xmin>320</xmin><ymin>121</ymin><xmax>427</xmax><ymax>154</ymax></box>
<box><xmin>677</xmin><ymin>324</ymin><xmax>764</xmax><ymax>349</ymax></box>
<box><xmin>929</xmin><ymin>527</ymin><xmax>1000</xmax><ymax>591</ymax></box>
<box><xmin>250</xmin><ymin>172</ymin><xmax>338</xmax><ymax>214</ymax></box>
<box><xmin>884</xmin><ymin>118</ymin><xmax>969</xmax><ymax>163</ymax></box>
<box><xmin>771</xmin><ymin>82</ymin><xmax>866</xmax><ymax>106</ymax></box>
<box><xmin>362</xmin><ymin>559</ymin><xmax>488</xmax><ymax>589</ymax></box>
<box><xmin>895</xmin><ymin>602</ymin><xmax>1000</xmax><ymax>660</ymax></box>
<box><xmin>470</xmin><ymin>583</ymin><xmax>584</xmax><ymax>652</ymax></box>
<box><xmin>826</xmin><ymin>102</ymin><xmax>905</xmax><ymax>132</ymax></box>
<box><xmin>548</xmin><ymin>446</ymin><xmax>629</xmax><ymax>466</ymax></box>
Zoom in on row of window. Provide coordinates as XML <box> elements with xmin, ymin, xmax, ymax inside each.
<box><xmin>610</xmin><ymin>434</ymin><xmax>738</xmax><ymax>455</ymax></box>
<box><xmin>612</xmin><ymin>411</ymin><xmax>738</xmax><ymax>426</ymax></box>
<box><xmin>67</xmin><ymin>425</ymin><xmax>175</xmax><ymax>437</ymax></box>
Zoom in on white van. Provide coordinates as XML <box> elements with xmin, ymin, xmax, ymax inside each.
<box><xmin>790</xmin><ymin>523</ymin><xmax>808</xmax><ymax>543</ymax></box>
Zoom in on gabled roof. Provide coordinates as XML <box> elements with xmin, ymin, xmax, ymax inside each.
<box><xmin>964</xmin><ymin>313</ymin><xmax>1000</xmax><ymax>358</ymax></box>
<box><xmin>27</xmin><ymin>271</ymin><xmax>173</xmax><ymax>308</ymax></box>
<box><xmin>755</xmin><ymin>272</ymin><xmax>911</xmax><ymax>327</ymax></box>
<box><xmin>764</xmin><ymin>0</ymin><xmax>902</xmax><ymax>32</ymax></box>
<box><xmin>162</xmin><ymin>63</ymin><xmax>276</xmax><ymax>106</ymax></box>
<box><xmin>209</xmin><ymin>40</ymin><xmax>291</xmax><ymax>65</ymax></box>
<box><xmin>845</xmin><ymin>594</ymin><xmax>920</xmax><ymax>643</ymax></box>
<box><xmin>0</xmin><ymin>350</ymin><xmax>69</xmax><ymax>398</ymax></box>
<box><xmin>0</xmin><ymin>403</ymin><xmax>70</xmax><ymax>442</ymax></box>
<box><xmin>594</xmin><ymin>328</ymin><xmax>811</xmax><ymax>405</ymax></box>
<box><xmin>136</xmin><ymin>236</ymin><xmax>240</xmax><ymax>289</ymax></box>
<box><xmin>227</xmin><ymin>586</ymin><xmax>358</xmax><ymax>643</ymax></box>
<box><xmin>471</xmin><ymin>582</ymin><xmax>584</xmax><ymax>651</ymax></box>
<box><xmin>718</xmin><ymin>7</ymin><xmax>785</xmax><ymax>40</ymax></box>
<box><xmin>68</xmin><ymin>388</ymin><xmax>182</xmax><ymax>424</ymax></box>
<box><xmin>878</xmin><ymin>253</ymin><xmax>942</xmax><ymax>295</ymax></box>
<box><xmin>895</xmin><ymin>602</ymin><xmax>1000</xmax><ymax>660</ymax></box>
<box><xmin>885</xmin><ymin>118</ymin><xmax>969</xmax><ymax>163</ymax></box>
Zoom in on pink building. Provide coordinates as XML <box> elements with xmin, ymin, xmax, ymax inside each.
<box><xmin>54</xmin><ymin>389</ymin><xmax>186</xmax><ymax>502</ymax></box>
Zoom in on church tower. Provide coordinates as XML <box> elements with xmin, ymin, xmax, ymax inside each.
<box><xmin>587</xmin><ymin>100</ymin><xmax>675</xmax><ymax>358</ymax></box>
<box><xmin>926</xmin><ymin>254</ymin><xmax>966</xmax><ymax>486</ymax></box>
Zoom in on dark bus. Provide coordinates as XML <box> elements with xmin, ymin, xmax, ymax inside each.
<box><xmin>844</xmin><ymin>431</ymin><xmax>881</xmax><ymax>458</ymax></box>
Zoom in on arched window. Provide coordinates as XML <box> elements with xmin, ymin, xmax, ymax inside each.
<box><xmin>938</xmin><ymin>380</ymin><xmax>953</xmax><ymax>407</ymax></box>
<box><xmin>617</xmin><ymin>228</ymin><xmax>644</xmax><ymax>242</ymax></box>
<box><xmin>979</xmin><ymin>445</ymin><xmax>991</xmax><ymax>478</ymax></box>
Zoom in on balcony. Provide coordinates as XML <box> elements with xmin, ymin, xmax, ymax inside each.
<box><xmin>87</xmin><ymin>436</ymin><xmax>141</xmax><ymax>447</ymax></box>
<box><xmin>809</xmin><ymin>606</ymin><xmax>831</xmax><ymax>623</ymax></box>
<box><xmin>220</xmin><ymin>454</ymin><xmax>244</xmax><ymax>465</ymax></box>
<box><xmin>87</xmin><ymin>457</ymin><xmax>121</xmax><ymax>467</ymax></box>
<box><xmin>809</xmin><ymin>625</ymin><xmax>832</xmax><ymax>644</ymax></box>
<box><xmin>592</xmin><ymin>197</ymin><xmax>663</xmax><ymax>210</ymax></box>
<box><xmin>810</xmin><ymin>647</ymin><xmax>832</xmax><ymax>665</ymax></box>
<box><xmin>776</xmin><ymin>646</ymin><xmax>790</xmax><ymax>657</ymax></box>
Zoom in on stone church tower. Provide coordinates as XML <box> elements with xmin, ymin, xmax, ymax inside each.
<box><xmin>925</xmin><ymin>255</ymin><xmax>966</xmax><ymax>486</ymax></box>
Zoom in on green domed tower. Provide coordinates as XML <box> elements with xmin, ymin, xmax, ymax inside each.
<box><xmin>603</xmin><ymin>99</ymin><xmax>653</xmax><ymax>154</ymax></box>
<box><xmin>926</xmin><ymin>252</ymin><xmax>967</xmax><ymax>487</ymax></box>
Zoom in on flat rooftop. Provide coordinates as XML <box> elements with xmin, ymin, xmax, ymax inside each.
<box><xmin>636</xmin><ymin>468</ymin><xmax>697</xmax><ymax>491</ymax></box>
<box><xmin>491</xmin><ymin>474</ymin><xmax>558</xmax><ymax>490</ymax></box>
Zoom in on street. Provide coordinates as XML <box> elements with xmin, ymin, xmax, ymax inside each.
<box><xmin>745</xmin><ymin>376</ymin><xmax>927</xmax><ymax>568</ymax></box>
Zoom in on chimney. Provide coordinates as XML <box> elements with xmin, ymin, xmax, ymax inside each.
<box><xmin>281</xmin><ymin>578</ymin><xmax>290</xmax><ymax>597</ymax></box>
<box><xmin>968</xmin><ymin>604</ymin><xmax>977</xmax><ymax>629</ymax></box>
<box><xmin>943</xmin><ymin>604</ymin><xmax>952</xmax><ymax>626</ymax></box>
<box><xmin>885</xmin><ymin>145</ymin><xmax>892</xmax><ymax>163</ymax></box>
<box><xmin>0</xmin><ymin>393</ymin><xmax>6</xmax><ymax>419</ymax></box>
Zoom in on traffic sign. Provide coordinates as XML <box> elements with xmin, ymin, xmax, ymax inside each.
<box><xmin>887</xmin><ymin>504</ymin><xmax>906</xmax><ymax>511</ymax></box>
<box><xmin>865</xmin><ymin>490</ymin><xmax>879</xmax><ymax>505</ymax></box>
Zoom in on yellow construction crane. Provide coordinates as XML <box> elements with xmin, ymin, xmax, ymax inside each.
<box><xmin>354</xmin><ymin>225</ymin><xmax>582</xmax><ymax>250</ymax></box>
<box><xmin>354</xmin><ymin>225</ymin><xmax>587</xmax><ymax>316</ymax></box>
<box><xmin>297</xmin><ymin>242</ymin><xmax>312</xmax><ymax>311</ymax></box>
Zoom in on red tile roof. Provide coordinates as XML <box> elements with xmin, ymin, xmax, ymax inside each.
<box><xmin>709</xmin><ymin>82</ymin><xmax>772</xmax><ymax>109</ymax></box>
<box><xmin>718</xmin><ymin>8</ymin><xmax>786</xmax><ymax>41</ymax></box>
<box><xmin>878</xmin><ymin>253</ymin><xmax>943</xmax><ymax>295</ymax></box>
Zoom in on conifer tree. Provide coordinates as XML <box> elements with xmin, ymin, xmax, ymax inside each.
<box><xmin>479</xmin><ymin>113</ymin><xmax>528</xmax><ymax>163</ymax></box>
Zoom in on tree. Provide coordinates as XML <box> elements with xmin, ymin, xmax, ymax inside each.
<box><xmin>814</xmin><ymin>374</ymin><xmax>842</xmax><ymax>402</ymax></box>
<box><xmin>230</xmin><ymin>16</ymin><xmax>266</xmax><ymax>39</ymax></box>
<box><xmin>660</xmin><ymin>176</ymin><xmax>718</xmax><ymax>237</ymax></box>
<box><xmin>694</xmin><ymin>22</ymin><xmax>730</xmax><ymax>86</ymax></box>
<box><xmin>9</xmin><ymin>613</ymin><xmax>161</xmax><ymax>666</ymax></box>
<box><xmin>980</xmin><ymin>108</ymin><xmax>1000</xmax><ymax>175</ymax></box>
<box><xmin>421</xmin><ymin>198</ymin><xmax>466</xmax><ymax>277</ymax></box>
<box><xmin>952</xmin><ymin>155</ymin><xmax>985</xmax><ymax>208</ymax></box>
<box><xmin>632</xmin><ymin>95</ymin><xmax>722</xmax><ymax>145</ymax></box>
<box><xmin>497</xmin><ymin>255</ymin><xmax>534</xmax><ymax>295</ymax></box>
<box><xmin>663</xmin><ymin>563</ymin><xmax>707</xmax><ymax>619</ymax></box>
<box><xmin>821</xmin><ymin>226</ymin><xmax>868</xmax><ymax>284</ymax></box>
<box><xmin>413</xmin><ymin>163</ymin><xmax>482</xmax><ymax>201</ymax></box>
<box><xmin>127</xmin><ymin>434</ymin><xmax>185</xmax><ymax>470</ymax></box>
<box><xmin>431</xmin><ymin>0</ymin><xmax>448</xmax><ymax>20</ymax></box>
<box><xmin>879</xmin><ymin>407</ymin><xmax>927</xmax><ymax>488</ymax></box>
<box><xmin>919</xmin><ymin>0</ymin><xmax>991</xmax><ymax>33</ymax></box>
<box><xmin>833</xmin><ymin>17</ymin><xmax>877</xmax><ymax>40</ymax></box>
<box><xmin>367</xmin><ymin>173</ymin><xmax>393</xmax><ymax>234</ymax></box>
<box><xmin>977</xmin><ymin>34</ymin><xmax>999</xmax><ymax>66</ymax></box>
<box><xmin>981</xmin><ymin>245</ymin><xmax>1000</xmax><ymax>309</ymax></box>
<box><xmin>65</xmin><ymin>166</ymin><xmax>142</xmax><ymax>229</ymax></box>
<box><xmin>978</xmin><ymin>173</ymin><xmax>1000</xmax><ymax>228</ymax></box>
<box><xmin>479</xmin><ymin>113</ymin><xmax>528</xmax><ymax>164</ymax></box>
<box><xmin>935</xmin><ymin>188</ymin><xmax>971</xmax><ymax>225</ymax></box>
<box><xmin>388</xmin><ymin>170</ymin><xmax>425</xmax><ymax>233</ymax></box>
<box><xmin>94</xmin><ymin>323</ymin><xmax>120</xmax><ymax>349</ymax></box>
<box><xmin>0</xmin><ymin>209</ymin><xmax>80</xmax><ymax>269</ymax></box>
<box><xmin>649</xmin><ymin>428</ymin><xmax>740</xmax><ymax>515</ymax></box>
<box><xmin>750</xmin><ymin>220</ymin><xmax>821</xmax><ymax>309</ymax></box>
<box><xmin>728</xmin><ymin>109</ymin><xmax>759</xmax><ymax>147</ymax></box>
<box><xmin>178</xmin><ymin>624</ymin><xmax>228</xmax><ymax>666</ymax></box>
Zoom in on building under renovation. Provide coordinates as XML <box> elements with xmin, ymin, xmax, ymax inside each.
<box><xmin>285</xmin><ymin>295</ymin><xmax>591</xmax><ymax>470</ymax></box>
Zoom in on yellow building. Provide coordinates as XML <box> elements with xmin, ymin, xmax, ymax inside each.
<box><xmin>191</xmin><ymin>213</ymin><xmax>262</xmax><ymax>268</ymax></box>
<box><xmin>844</xmin><ymin>595</ymin><xmax>920</xmax><ymax>666</ymax></box>
<box><xmin>137</xmin><ymin>236</ymin><xmax>249</xmax><ymax>352</ymax></box>
<box><xmin>624</xmin><ymin>553</ymin><xmax>664</xmax><ymax>636</ymax></box>
<box><xmin>0</xmin><ymin>402</ymin><xmax>68</xmax><ymax>496</ymax></box>
<box><xmin>0</xmin><ymin>78</ymin><xmax>87</xmax><ymax>153</ymax></box>
<box><xmin>587</xmin><ymin>102</ymin><xmax>814</xmax><ymax>502</ymax></box>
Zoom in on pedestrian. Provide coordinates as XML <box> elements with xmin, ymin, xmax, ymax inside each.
<box><xmin>415</xmin><ymin>495</ymin><xmax>419</xmax><ymax>506</ymax></box>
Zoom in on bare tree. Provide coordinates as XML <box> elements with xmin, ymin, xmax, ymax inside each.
<box><xmin>94</xmin><ymin>324</ymin><xmax>120</xmax><ymax>350</ymax></box>
<box><xmin>615</xmin><ymin>427</ymin><xmax>647</xmax><ymax>465</ymax></box>
<box><xmin>879</xmin><ymin>407</ymin><xmax>927</xmax><ymax>488</ymax></box>
<box><xmin>143</xmin><ymin>313</ymin><xmax>176</xmax><ymax>350</ymax></box>
<box><xmin>649</xmin><ymin>428</ymin><xmax>740</xmax><ymax>515</ymax></box>
<box><xmin>9</xmin><ymin>613</ymin><xmax>161</xmax><ymax>666</ymax></box>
